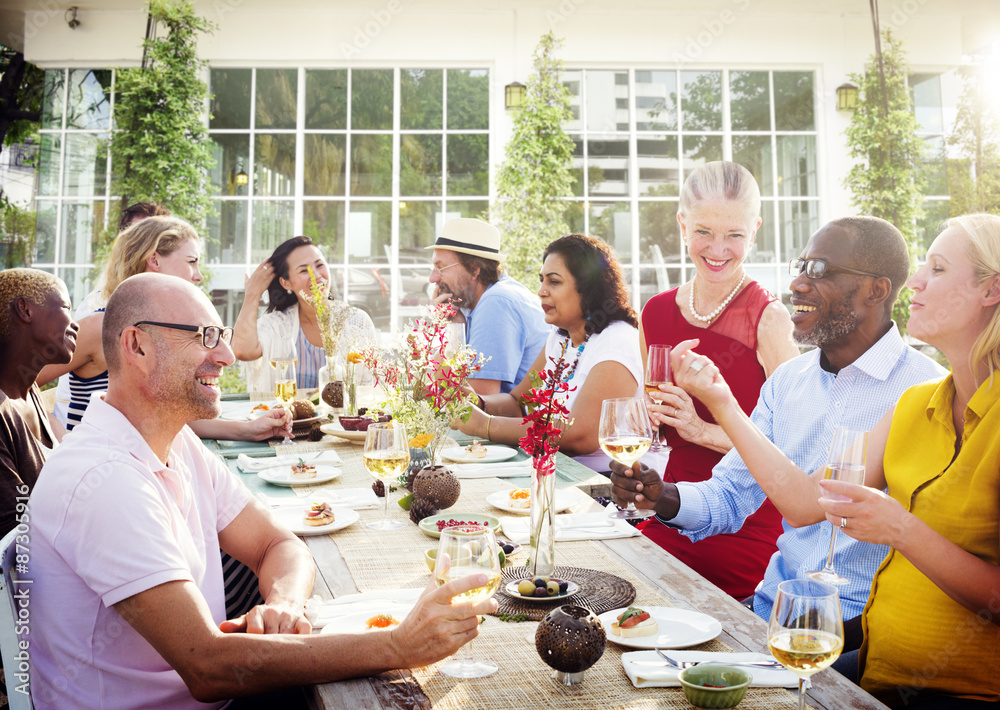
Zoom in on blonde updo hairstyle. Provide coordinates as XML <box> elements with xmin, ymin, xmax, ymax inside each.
<box><xmin>100</xmin><ymin>216</ymin><xmax>200</xmax><ymax>301</ymax></box>
<box><xmin>678</xmin><ymin>161</ymin><xmax>762</xmax><ymax>227</ymax></box>
<box><xmin>951</xmin><ymin>213</ymin><xmax>1000</xmax><ymax>380</ymax></box>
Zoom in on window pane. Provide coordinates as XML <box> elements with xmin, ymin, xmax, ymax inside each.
<box><xmin>586</xmin><ymin>71</ymin><xmax>629</xmax><ymax>132</ymax></box>
<box><xmin>749</xmin><ymin>206</ymin><xmax>777</xmax><ymax>262</ymax></box>
<box><xmin>681</xmin><ymin>71</ymin><xmax>722</xmax><ymax>131</ymax></box>
<box><xmin>639</xmin><ymin>201</ymin><xmax>680</xmax><ymax>268</ymax></box>
<box><xmin>210</xmin><ymin>134</ymin><xmax>251</xmax><ymax>196</ymax></box>
<box><xmin>636</xmin><ymin>70</ymin><xmax>677</xmax><ymax>131</ymax></box>
<box><xmin>563</xmin><ymin>71</ymin><xmax>582</xmax><ymax>131</ymax></box>
<box><xmin>348</xmin><ymin>201</ymin><xmax>392</xmax><ymax>260</ymax></box>
<box><xmin>565</xmin><ymin>201</ymin><xmax>585</xmax><ymax>234</ymax></box>
<box><xmin>730</xmin><ymin>71</ymin><xmax>771</xmax><ymax>131</ymax></box>
<box><xmin>62</xmin><ymin>133</ymin><xmax>108</xmax><ymax>197</ymax></box>
<box><xmin>210</xmin><ymin>69</ymin><xmax>251</xmax><ymax>129</ymax></box>
<box><xmin>639</xmin><ymin>265</ymin><xmax>681</xmax><ymax>308</ymax></box>
<box><xmin>917</xmin><ymin>200</ymin><xmax>949</xmax><ymax>252</ymax></box>
<box><xmin>254</xmin><ymin>134</ymin><xmax>296</xmax><ymax>197</ymax></box>
<box><xmin>304</xmin><ymin>134</ymin><xmax>346</xmax><ymax>196</ymax></box>
<box><xmin>345</xmin><ymin>264</ymin><xmax>389</xmax><ymax>330</ymax></box>
<box><xmin>401</xmin><ymin>134</ymin><xmax>442</xmax><ymax>196</ymax></box>
<box><xmin>637</xmin><ymin>135</ymin><xmax>679</xmax><ymax>196</ymax></box>
<box><xmin>251</xmin><ymin>201</ymin><xmax>295</xmax><ymax>261</ymax></box>
<box><xmin>303</xmin><ymin>201</ymin><xmax>345</xmax><ymax>262</ymax></box>
<box><xmin>733</xmin><ymin>135</ymin><xmax>774</xmax><ymax>196</ymax></box>
<box><xmin>778</xmin><ymin>200</ymin><xmax>819</xmax><ymax>262</ymax></box>
<box><xmin>447</xmin><ymin>134</ymin><xmax>488</xmax><ymax>196</ymax></box>
<box><xmin>66</xmin><ymin>70</ymin><xmax>112</xmax><ymax>130</ymax></box>
<box><xmin>399</xmin><ymin>200</ymin><xmax>441</xmax><ymax>252</ymax></box>
<box><xmin>60</xmin><ymin>201</ymin><xmax>105</xmax><ymax>264</ymax></box>
<box><xmin>57</xmin><ymin>267</ymin><xmax>92</xmax><ymax>308</ymax></box>
<box><xmin>447</xmin><ymin>69</ymin><xmax>489</xmax><ymax>130</ymax></box>
<box><xmin>446</xmin><ymin>200</ymin><xmax>489</xmax><ymax>223</ymax></box>
<box><xmin>776</xmin><ymin>135</ymin><xmax>817</xmax><ymax>197</ymax></box>
<box><xmin>206</xmin><ymin>201</ymin><xmax>248</xmax><ymax>264</ymax></box>
<box><xmin>401</xmin><ymin>69</ymin><xmax>442</xmax><ymax>130</ymax></box>
<box><xmin>42</xmin><ymin>70</ymin><xmax>65</xmax><ymax>129</ymax></box>
<box><xmin>911</xmin><ymin>73</ymin><xmax>943</xmax><ymax>133</ymax></box>
<box><xmin>773</xmin><ymin>71</ymin><xmax>814</xmax><ymax>131</ymax></box>
<box><xmin>352</xmin><ymin>69</ymin><xmax>393</xmax><ymax>130</ymax></box>
<box><xmin>38</xmin><ymin>134</ymin><xmax>62</xmax><ymax>197</ymax></box>
<box><xmin>588</xmin><ymin>138</ymin><xmax>630</xmax><ymax>197</ymax></box>
<box><xmin>590</xmin><ymin>201</ymin><xmax>631</xmax><ymax>258</ymax></box>
<box><xmin>255</xmin><ymin>69</ymin><xmax>297</xmax><ymax>129</ymax></box>
<box><xmin>683</xmin><ymin>134</ymin><xmax>723</xmax><ymax>168</ymax></box>
<box><xmin>34</xmin><ymin>201</ymin><xmax>57</xmax><ymax>263</ymax></box>
<box><xmin>305</xmin><ymin>69</ymin><xmax>347</xmax><ymax>129</ymax></box>
<box><xmin>570</xmin><ymin>137</ymin><xmax>585</xmax><ymax>197</ymax></box>
<box><xmin>350</xmin><ymin>134</ymin><xmax>392</xmax><ymax>196</ymax></box>
<box><xmin>919</xmin><ymin>136</ymin><xmax>947</xmax><ymax>196</ymax></box>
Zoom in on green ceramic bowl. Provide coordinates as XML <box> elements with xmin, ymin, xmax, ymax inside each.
<box><xmin>678</xmin><ymin>665</ymin><xmax>752</xmax><ymax>709</ymax></box>
<box><xmin>423</xmin><ymin>547</ymin><xmax>472</xmax><ymax>573</ymax></box>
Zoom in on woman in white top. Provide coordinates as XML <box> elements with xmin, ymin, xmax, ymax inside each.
<box><xmin>455</xmin><ymin>234</ymin><xmax>642</xmax><ymax>471</ymax></box>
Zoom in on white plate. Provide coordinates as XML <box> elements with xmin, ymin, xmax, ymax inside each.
<box><xmin>271</xmin><ymin>505</ymin><xmax>359</xmax><ymax>536</ymax></box>
<box><xmin>219</xmin><ymin>401</ymin><xmax>271</xmax><ymax>421</ymax></box>
<box><xmin>257</xmin><ymin>464</ymin><xmax>343</xmax><ymax>487</ymax></box>
<box><xmin>598</xmin><ymin>606</ymin><xmax>722</xmax><ymax>649</ymax></box>
<box><xmin>320</xmin><ymin>604</ymin><xmax>415</xmax><ymax>635</ymax></box>
<box><xmin>486</xmin><ymin>489</ymin><xmax>575</xmax><ymax>515</ymax></box>
<box><xmin>291</xmin><ymin>414</ymin><xmax>327</xmax><ymax>428</ymax></box>
<box><xmin>441</xmin><ymin>445</ymin><xmax>518</xmax><ymax>464</ymax></box>
<box><xmin>319</xmin><ymin>423</ymin><xmax>368</xmax><ymax>444</ymax></box>
<box><xmin>503</xmin><ymin>579</ymin><xmax>580</xmax><ymax>603</ymax></box>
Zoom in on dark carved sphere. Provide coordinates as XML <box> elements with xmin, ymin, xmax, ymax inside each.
<box><xmin>535</xmin><ymin>605</ymin><xmax>606</xmax><ymax>673</ymax></box>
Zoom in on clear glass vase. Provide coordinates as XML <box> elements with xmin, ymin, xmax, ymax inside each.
<box><xmin>529</xmin><ymin>456</ymin><xmax>556</xmax><ymax>577</ymax></box>
<box><xmin>318</xmin><ymin>354</ymin><xmax>345</xmax><ymax>413</ymax></box>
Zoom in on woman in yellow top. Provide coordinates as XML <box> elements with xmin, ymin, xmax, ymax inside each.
<box><xmin>666</xmin><ymin>213</ymin><xmax>1000</xmax><ymax>709</ymax></box>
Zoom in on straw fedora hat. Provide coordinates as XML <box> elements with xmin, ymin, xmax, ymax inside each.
<box><xmin>425</xmin><ymin>218</ymin><xmax>502</xmax><ymax>262</ymax></box>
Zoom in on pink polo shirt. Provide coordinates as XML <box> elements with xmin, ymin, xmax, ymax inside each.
<box><xmin>28</xmin><ymin>395</ymin><xmax>250</xmax><ymax>709</ymax></box>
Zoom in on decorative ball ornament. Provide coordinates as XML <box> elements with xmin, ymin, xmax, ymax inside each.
<box><xmin>535</xmin><ymin>605</ymin><xmax>607</xmax><ymax>685</ymax></box>
<box><xmin>689</xmin><ymin>273</ymin><xmax>746</xmax><ymax>323</ymax></box>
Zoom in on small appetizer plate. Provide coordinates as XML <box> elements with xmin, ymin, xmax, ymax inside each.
<box><xmin>503</xmin><ymin>579</ymin><xmax>580</xmax><ymax>603</ymax></box>
<box><xmin>271</xmin><ymin>505</ymin><xmax>359</xmax><ymax>536</ymax></box>
<box><xmin>486</xmin><ymin>489</ymin><xmax>575</xmax><ymax>516</ymax></box>
<box><xmin>598</xmin><ymin>606</ymin><xmax>722</xmax><ymax>649</ymax></box>
<box><xmin>440</xmin><ymin>445</ymin><xmax>518</xmax><ymax>464</ymax></box>
<box><xmin>319</xmin><ymin>423</ymin><xmax>367</xmax><ymax>444</ymax></box>
<box><xmin>320</xmin><ymin>604</ymin><xmax>415</xmax><ymax>635</ymax></box>
<box><xmin>257</xmin><ymin>464</ymin><xmax>343</xmax><ymax>487</ymax></box>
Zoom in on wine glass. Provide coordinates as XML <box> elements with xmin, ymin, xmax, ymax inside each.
<box><xmin>807</xmin><ymin>427</ymin><xmax>868</xmax><ymax>585</ymax></box>
<box><xmin>768</xmin><ymin>579</ymin><xmax>844</xmax><ymax>710</ymax></box>
<box><xmin>271</xmin><ymin>342</ymin><xmax>297</xmax><ymax>445</ymax></box>
<box><xmin>363</xmin><ymin>422</ymin><xmax>410</xmax><ymax>531</ymax></box>
<box><xmin>433</xmin><ymin>525</ymin><xmax>501</xmax><ymax>678</ymax></box>
<box><xmin>599</xmin><ymin>397</ymin><xmax>655</xmax><ymax>520</ymax></box>
<box><xmin>644</xmin><ymin>344</ymin><xmax>672</xmax><ymax>452</ymax></box>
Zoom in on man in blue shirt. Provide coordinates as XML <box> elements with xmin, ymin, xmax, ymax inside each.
<box><xmin>427</xmin><ymin>218</ymin><xmax>549</xmax><ymax>395</ymax></box>
<box><xmin>612</xmin><ymin>216</ymin><xmax>946</xmax><ymax>629</ymax></box>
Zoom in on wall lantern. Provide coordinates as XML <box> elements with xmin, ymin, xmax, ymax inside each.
<box><xmin>234</xmin><ymin>162</ymin><xmax>249</xmax><ymax>186</ymax></box>
<box><xmin>505</xmin><ymin>82</ymin><xmax>526</xmax><ymax>110</ymax></box>
<box><xmin>836</xmin><ymin>83</ymin><xmax>859</xmax><ymax>111</ymax></box>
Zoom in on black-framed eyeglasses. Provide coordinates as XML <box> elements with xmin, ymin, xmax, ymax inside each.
<box><xmin>789</xmin><ymin>258</ymin><xmax>883</xmax><ymax>280</ymax></box>
<box><xmin>133</xmin><ymin>321</ymin><xmax>234</xmax><ymax>349</ymax></box>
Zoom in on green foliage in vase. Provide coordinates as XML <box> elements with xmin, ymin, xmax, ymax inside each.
<box><xmin>843</xmin><ymin>30</ymin><xmax>925</xmax><ymax>334</ymax></box>
<box><xmin>491</xmin><ymin>32</ymin><xmax>575</xmax><ymax>287</ymax></box>
<box><xmin>109</xmin><ymin>0</ymin><xmax>215</xmax><ymax>235</ymax></box>
<box><xmin>947</xmin><ymin>61</ymin><xmax>1000</xmax><ymax>217</ymax></box>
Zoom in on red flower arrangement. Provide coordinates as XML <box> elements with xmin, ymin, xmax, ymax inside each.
<box><xmin>519</xmin><ymin>342</ymin><xmax>579</xmax><ymax>474</ymax></box>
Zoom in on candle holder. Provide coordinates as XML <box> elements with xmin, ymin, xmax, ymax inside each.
<box><xmin>535</xmin><ymin>605</ymin><xmax>606</xmax><ymax>685</ymax></box>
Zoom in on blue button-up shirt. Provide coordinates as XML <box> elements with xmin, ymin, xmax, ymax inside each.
<box><xmin>671</xmin><ymin>325</ymin><xmax>947</xmax><ymax>622</ymax></box>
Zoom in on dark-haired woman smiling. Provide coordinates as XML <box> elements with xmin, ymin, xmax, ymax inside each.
<box><xmin>454</xmin><ymin>234</ymin><xmax>642</xmax><ymax>471</ymax></box>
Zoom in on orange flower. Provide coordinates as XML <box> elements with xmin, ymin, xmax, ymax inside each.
<box><xmin>346</xmin><ymin>352</ymin><xmax>364</xmax><ymax>364</ymax></box>
<box><xmin>408</xmin><ymin>432</ymin><xmax>435</xmax><ymax>448</ymax></box>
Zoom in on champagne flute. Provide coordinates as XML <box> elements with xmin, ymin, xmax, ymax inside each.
<box><xmin>644</xmin><ymin>344</ymin><xmax>672</xmax><ymax>452</ymax></box>
<box><xmin>599</xmin><ymin>397</ymin><xmax>655</xmax><ymax>520</ymax></box>
<box><xmin>433</xmin><ymin>525</ymin><xmax>501</xmax><ymax>678</ymax></box>
<box><xmin>768</xmin><ymin>579</ymin><xmax>844</xmax><ymax>710</ymax></box>
<box><xmin>363</xmin><ymin>422</ymin><xmax>410</xmax><ymax>531</ymax></box>
<box><xmin>807</xmin><ymin>427</ymin><xmax>868</xmax><ymax>585</ymax></box>
<box><xmin>271</xmin><ymin>343</ymin><xmax>298</xmax><ymax>445</ymax></box>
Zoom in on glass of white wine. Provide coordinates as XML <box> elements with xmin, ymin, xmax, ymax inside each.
<box><xmin>271</xmin><ymin>343</ymin><xmax>297</xmax><ymax>445</ymax></box>
<box><xmin>363</xmin><ymin>422</ymin><xmax>410</xmax><ymax>531</ymax></box>
<box><xmin>644</xmin><ymin>344</ymin><xmax>672</xmax><ymax>452</ymax></box>
<box><xmin>599</xmin><ymin>397</ymin><xmax>655</xmax><ymax>520</ymax></box>
<box><xmin>433</xmin><ymin>524</ymin><xmax>501</xmax><ymax>678</ymax></box>
<box><xmin>808</xmin><ymin>427</ymin><xmax>868</xmax><ymax>585</ymax></box>
<box><xmin>768</xmin><ymin>579</ymin><xmax>844</xmax><ymax>710</ymax></box>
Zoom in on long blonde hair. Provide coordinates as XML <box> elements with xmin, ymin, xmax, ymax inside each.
<box><xmin>101</xmin><ymin>216</ymin><xmax>199</xmax><ymax>301</ymax></box>
<box><xmin>951</xmin><ymin>213</ymin><xmax>1000</xmax><ymax>379</ymax></box>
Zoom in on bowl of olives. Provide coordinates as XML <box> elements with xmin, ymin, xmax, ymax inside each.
<box><xmin>505</xmin><ymin>576</ymin><xmax>580</xmax><ymax>602</ymax></box>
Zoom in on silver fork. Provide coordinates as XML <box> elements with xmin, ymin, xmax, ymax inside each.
<box><xmin>655</xmin><ymin>649</ymin><xmax>784</xmax><ymax>669</ymax></box>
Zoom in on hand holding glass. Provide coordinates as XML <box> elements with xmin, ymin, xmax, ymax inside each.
<box><xmin>363</xmin><ymin>423</ymin><xmax>410</xmax><ymax>531</ymax></box>
<box><xmin>599</xmin><ymin>397</ymin><xmax>654</xmax><ymax>520</ymax></box>
<box><xmin>644</xmin><ymin>344</ymin><xmax>672</xmax><ymax>452</ymax></box>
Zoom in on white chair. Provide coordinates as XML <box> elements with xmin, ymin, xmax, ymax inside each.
<box><xmin>0</xmin><ymin>527</ymin><xmax>33</xmax><ymax>709</ymax></box>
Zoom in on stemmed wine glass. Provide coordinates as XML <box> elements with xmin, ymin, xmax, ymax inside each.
<box><xmin>807</xmin><ymin>427</ymin><xmax>868</xmax><ymax>585</ymax></box>
<box><xmin>599</xmin><ymin>397</ymin><xmax>655</xmax><ymax>520</ymax></box>
<box><xmin>363</xmin><ymin>422</ymin><xmax>410</xmax><ymax>531</ymax></box>
<box><xmin>433</xmin><ymin>525</ymin><xmax>502</xmax><ymax>678</ymax></box>
<box><xmin>768</xmin><ymin>579</ymin><xmax>844</xmax><ymax>710</ymax></box>
<box><xmin>644</xmin><ymin>344</ymin><xmax>672</xmax><ymax>452</ymax></box>
<box><xmin>271</xmin><ymin>342</ymin><xmax>297</xmax><ymax>445</ymax></box>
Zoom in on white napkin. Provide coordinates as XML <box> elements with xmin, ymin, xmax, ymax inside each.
<box><xmin>450</xmin><ymin>461</ymin><xmax>533</xmax><ymax>479</ymax></box>
<box><xmin>305</xmin><ymin>588</ymin><xmax>423</xmax><ymax>628</ymax></box>
<box><xmin>237</xmin><ymin>450</ymin><xmax>342</xmax><ymax>472</ymax></box>
<box><xmin>500</xmin><ymin>512</ymin><xmax>641</xmax><ymax>544</ymax></box>
<box><xmin>257</xmin><ymin>488</ymin><xmax>379</xmax><ymax>511</ymax></box>
<box><xmin>621</xmin><ymin>651</ymin><xmax>798</xmax><ymax>688</ymax></box>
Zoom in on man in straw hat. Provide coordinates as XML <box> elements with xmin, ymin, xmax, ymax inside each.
<box><xmin>427</xmin><ymin>218</ymin><xmax>548</xmax><ymax>395</ymax></box>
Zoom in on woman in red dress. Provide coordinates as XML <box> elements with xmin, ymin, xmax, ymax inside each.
<box><xmin>640</xmin><ymin>161</ymin><xmax>799</xmax><ymax>599</ymax></box>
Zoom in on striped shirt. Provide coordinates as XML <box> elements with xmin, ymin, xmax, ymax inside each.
<box><xmin>65</xmin><ymin>307</ymin><xmax>108</xmax><ymax>432</ymax></box>
<box><xmin>670</xmin><ymin>325</ymin><xmax>947</xmax><ymax>622</ymax></box>
<box><xmin>296</xmin><ymin>326</ymin><xmax>325</xmax><ymax>390</ymax></box>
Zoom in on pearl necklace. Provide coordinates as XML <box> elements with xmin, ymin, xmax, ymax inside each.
<box><xmin>689</xmin><ymin>273</ymin><xmax>746</xmax><ymax>323</ymax></box>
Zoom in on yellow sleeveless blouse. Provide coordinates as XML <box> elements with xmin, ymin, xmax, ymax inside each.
<box><xmin>860</xmin><ymin>375</ymin><xmax>1000</xmax><ymax>706</ymax></box>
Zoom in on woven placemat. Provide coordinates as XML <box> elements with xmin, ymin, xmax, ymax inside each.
<box><xmin>495</xmin><ymin>564</ymin><xmax>636</xmax><ymax>621</ymax></box>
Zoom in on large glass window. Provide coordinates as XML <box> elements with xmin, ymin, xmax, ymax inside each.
<box><xmin>911</xmin><ymin>73</ymin><xmax>948</xmax><ymax>252</ymax></box>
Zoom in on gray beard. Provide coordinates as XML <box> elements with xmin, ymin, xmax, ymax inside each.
<box><xmin>794</xmin><ymin>283</ymin><xmax>862</xmax><ymax>349</ymax></box>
